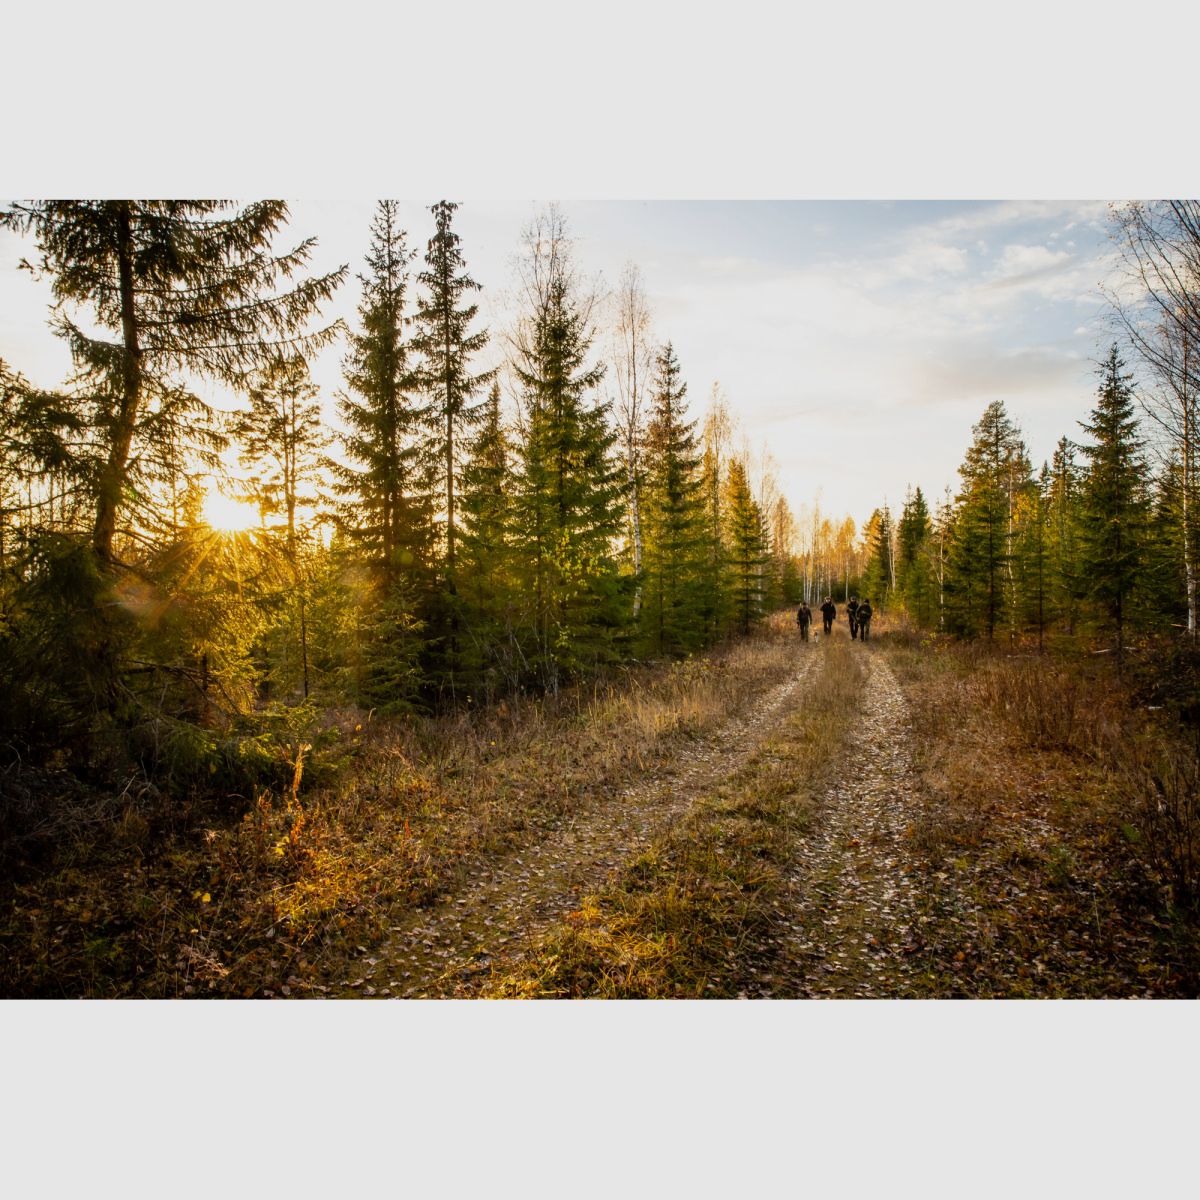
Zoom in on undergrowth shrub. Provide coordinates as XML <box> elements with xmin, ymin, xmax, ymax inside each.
<box><xmin>1116</xmin><ymin>742</ymin><xmax>1200</xmax><ymax>911</ymax></box>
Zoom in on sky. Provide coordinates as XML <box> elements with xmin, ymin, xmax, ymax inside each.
<box><xmin>0</xmin><ymin>198</ymin><xmax>1125</xmax><ymax>530</ymax></box>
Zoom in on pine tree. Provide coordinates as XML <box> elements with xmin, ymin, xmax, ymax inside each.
<box><xmin>335</xmin><ymin>201</ymin><xmax>432</xmax><ymax>580</ymax></box>
<box><xmin>458</xmin><ymin>382</ymin><xmax>517</xmax><ymax>698</ymax></box>
<box><xmin>947</xmin><ymin>401</ymin><xmax>1029</xmax><ymax>639</ymax></box>
<box><xmin>334</xmin><ymin>201</ymin><xmax>432</xmax><ymax>707</ymax></box>
<box><xmin>865</xmin><ymin>503</ymin><xmax>896</xmax><ymax>610</ymax></box>
<box><xmin>897</xmin><ymin>487</ymin><xmax>934</xmax><ymax>626</ymax></box>
<box><xmin>231</xmin><ymin>354</ymin><xmax>327</xmax><ymax>698</ymax></box>
<box><xmin>0</xmin><ymin>201</ymin><xmax>345</xmax><ymax>563</ymax></box>
<box><xmin>723</xmin><ymin>457</ymin><xmax>767</xmax><ymax>634</ymax></box>
<box><xmin>410</xmin><ymin>201</ymin><xmax>495</xmax><ymax>592</ymax></box>
<box><xmin>1143</xmin><ymin>461</ymin><xmax>1188</xmax><ymax>629</ymax></box>
<box><xmin>510</xmin><ymin>211</ymin><xmax>627</xmax><ymax>690</ymax></box>
<box><xmin>1046</xmin><ymin>436</ymin><xmax>1084</xmax><ymax>635</ymax></box>
<box><xmin>638</xmin><ymin>343</ymin><xmax>706</xmax><ymax>656</ymax></box>
<box><xmin>1016</xmin><ymin>466</ymin><xmax>1052</xmax><ymax>650</ymax></box>
<box><xmin>698</xmin><ymin>391</ymin><xmax>733</xmax><ymax>640</ymax></box>
<box><xmin>1078</xmin><ymin>346</ymin><xmax>1148</xmax><ymax>656</ymax></box>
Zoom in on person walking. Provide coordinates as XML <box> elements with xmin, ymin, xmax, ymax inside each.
<box><xmin>820</xmin><ymin>596</ymin><xmax>836</xmax><ymax>636</ymax></box>
<box><xmin>857</xmin><ymin>598</ymin><xmax>873</xmax><ymax>642</ymax></box>
<box><xmin>847</xmin><ymin>595</ymin><xmax>860</xmax><ymax>641</ymax></box>
<box><xmin>796</xmin><ymin>601</ymin><xmax>812</xmax><ymax>642</ymax></box>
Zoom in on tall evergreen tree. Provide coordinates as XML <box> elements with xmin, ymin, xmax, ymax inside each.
<box><xmin>897</xmin><ymin>486</ymin><xmax>934</xmax><ymax>626</ymax></box>
<box><xmin>458</xmin><ymin>382</ymin><xmax>517</xmax><ymax>697</ymax></box>
<box><xmin>698</xmin><ymin>392</ymin><xmax>733</xmax><ymax>640</ymax></box>
<box><xmin>1016</xmin><ymin>465</ymin><xmax>1053</xmax><ymax>649</ymax></box>
<box><xmin>865</xmin><ymin>503</ymin><xmax>896</xmax><ymax>610</ymax></box>
<box><xmin>638</xmin><ymin>343</ymin><xmax>706</xmax><ymax>656</ymax></box>
<box><xmin>0</xmin><ymin>201</ymin><xmax>344</xmax><ymax>563</ymax></box>
<box><xmin>232</xmin><ymin>354</ymin><xmax>327</xmax><ymax>697</ymax></box>
<box><xmin>722</xmin><ymin>457</ymin><xmax>767</xmax><ymax>634</ymax></box>
<box><xmin>1078</xmin><ymin>345</ymin><xmax>1148</xmax><ymax>656</ymax></box>
<box><xmin>334</xmin><ymin>201</ymin><xmax>432</xmax><ymax>708</ymax></box>
<box><xmin>410</xmin><ymin>200</ymin><xmax>495</xmax><ymax>591</ymax></box>
<box><xmin>510</xmin><ymin>212</ymin><xmax>627</xmax><ymax>690</ymax></box>
<box><xmin>1046</xmin><ymin>436</ymin><xmax>1084</xmax><ymax>634</ymax></box>
<box><xmin>335</xmin><ymin>201</ymin><xmax>432</xmax><ymax>580</ymax></box>
<box><xmin>947</xmin><ymin>401</ymin><xmax>1029</xmax><ymax>639</ymax></box>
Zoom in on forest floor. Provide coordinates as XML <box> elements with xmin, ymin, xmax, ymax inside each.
<box><xmin>4</xmin><ymin>618</ymin><xmax>1199</xmax><ymax>998</ymax></box>
<box><xmin>331</xmin><ymin>644</ymin><xmax>822</xmax><ymax>998</ymax></box>
<box><xmin>479</xmin><ymin>626</ymin><xmax>1200</xmax><ymax>999</ymax></box>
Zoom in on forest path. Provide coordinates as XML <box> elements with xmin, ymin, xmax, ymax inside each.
<box><xmin>332</xmin><ymin>645</ymin><xmax>823</xmax><ymax>998</ymax></box>
<box><xmin>776</xmin><ymin>649</ymin><xmax>926</xmax><ymax>998</ymax></box>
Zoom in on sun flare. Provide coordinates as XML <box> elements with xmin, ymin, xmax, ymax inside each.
<box><xmin>202</xmin><ymin>487</ymin><xmax>259</xmax><ymax>533</ymax></box>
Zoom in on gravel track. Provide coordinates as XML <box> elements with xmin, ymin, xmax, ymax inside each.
<box><xmin>336</xmin><ymin>647</ymin><xmax>823</xmax><ymax>998</ymax></box>
<box><xmin>779</xmin><ymin>650</ymin><xmax>925</xmax><ymax>998</ymax></box>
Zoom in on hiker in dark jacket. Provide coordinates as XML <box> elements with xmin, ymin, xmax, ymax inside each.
<box><xmin>796</xmin><ymin>602</ymin><xmax>812</xmax><ymax>642</ymax></box>
<box><xmin>847</xmin><ymin>596</ymin><xmax>860</xmax><ymax>640</ymax></box>
<box><xmin>820</xmin><ymin>597</ymin><xmax>836</xmax><ymax>635</ymax></box>
<box><xmin>857</xmin><ymin>599</ymin><xmax>873</xmax><ymax>641</ymax></box>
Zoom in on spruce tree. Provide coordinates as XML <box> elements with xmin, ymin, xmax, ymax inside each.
<box><xmin>698</xmin><ymin>394</ymin><xmax>733</xmax><ymax>640</ymax></box>
<box><xmin>865</xmin><ymin>503</ymin><xmax>896</xmax><ymax>610</ymax></box>
<box><xmin>335</xmin><ymin>201</ymin><xmax>433</xmax><ymax>579</ymax></box>
<box><xmin>334</xmin><ymin>201</ymin><xmax>432</xmax><ymax>707</ymax></box>
<box><xmin>722</xmin><ymin>457</ymin><xmax>767</xmax><ymax>634</ymax></box>
<box><xmin>1143</xmin><ymin>462</ymin><xmax>1188</xmax><ymax>629</ymax></box>
<box><xmin>510</xmin><ymin>213</ymin><xmax>627</xmax><ymax>690</ymax></box>
<box><xmin>1016</xmin><ymin>466</ymin><xmax>1052</xmax><ymax>649</ymax></box>
<box><xmin>897</xmin><ymin>487</ymin><xmax>934</xmax><ymax>626</ymax></box>
<box><xmin>0</xmin><ymin>201</ymin><xmax>344</xmax><ymax>564</ymax></box>
<box><xmin>1046</xmin><ymin>436</ymin><xmax>1084</xmax><ymax>635</ymax></box>
<box><xmin>1078</xmin><ymin>346</ymin><xmax>1148</xmax><ymax>656</ymax></box>
<box><xmin>232</xmin><ymin>354</ymin><xmax>327</xmax><ymax>698</ymax></box>
<box><xmin>638</xmin><ymin>343</ymin><xmax>706</xmax><ymax>656</ymax></box>
<box><xmin>947</xmin><ymin>401</ymin><xmax>1028</xmax><ymax>639</ymax></box>
<box><xmin>410</xmin><ymin>201</ymin><xmax>495</xmax><ymax>591</ymax></box>
<box><xmin>458</xmin><ymin>382</ymin><xmax>517</xmax><ymax>698</ymax></box>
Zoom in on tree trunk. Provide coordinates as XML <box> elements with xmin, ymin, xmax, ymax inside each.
<box><xmin>93</xmin><ymin>201</ymin><xmax>142</xmax><ymax>562</ymax></box>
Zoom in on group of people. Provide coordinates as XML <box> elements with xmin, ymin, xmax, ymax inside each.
<box><xmin>794</xmin><ymin>595</ymin><xmax>873</xmax><ymax>642</ymax></box>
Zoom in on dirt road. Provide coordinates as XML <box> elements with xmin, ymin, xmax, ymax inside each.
<box><xmin>778</xmin><ymin>651</ymin><xmax>925</xmax><ymax>997</ymax></box>
<box><xmin>333</xmin><ymin>644</ymin><xmax>824</xmax><ymax>997</ymax></box>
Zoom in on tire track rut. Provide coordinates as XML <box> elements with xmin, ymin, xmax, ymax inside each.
<box><xmin>780</xmin><ymin>651</ymin><xmax>925</xmax><ymax>998</ymax></box>
<box><xmin>336</xmin><ymin>649</ymin><xmax>823</xmax><ymax>997</ymax></box>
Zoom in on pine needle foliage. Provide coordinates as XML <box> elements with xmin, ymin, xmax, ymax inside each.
<box><xmin>332</xmin><ymin>202</ymin><xmax>431</xmax><ymax>708</ymax></box>
<box><xmin>510</xmin><ymin>213</ymin><xmax>628</xmax><ymax>691</ymax></box>
<box><xmin>0</xmin><ymin>201</ymin><xmax>346</xmax><ymax>562</ymax></box>
<box><xmin>1078</xmin><ymin>345</ymin><xmax>1148</xmax><ymax>656</ymax></box>
<box><xmin>722</xmin><ymin>457</ymin><xmax>767</xmax><ymax>635</ymax></box>
<box><xmin>638</xmin><ymin>343</ymin><xmax>706</xmax><ymax>657</ymax></box>
<box><xmin>410</xmin><ymin>200</ymin><xmax>496</xmax><ymax>586</ymax></box>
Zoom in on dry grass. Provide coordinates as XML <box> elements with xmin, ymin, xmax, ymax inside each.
<box><xmin>0</xmin><ymin>616</ymin><xmax>807</xmax><ymax>997</ymax></box>
<box><xmin>483</xmin><ymin>637</ymin><xmax>866</xmax><ymax>999</ymax></box>
<box><xmin>879</xmin><ymin>630</ymin><xmax>1200</xmax><ymax>997</ymax></box>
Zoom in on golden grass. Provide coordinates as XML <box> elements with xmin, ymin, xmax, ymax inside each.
<box><xmin>878</xmin><ymin>631</ymin><xmax>1200</xmax><ymax>996</ymax></box>
<box><xmin>1</xmin><ymin>615</ymin><xmax>811</xmax><ymax>997</ymax></box>
<box><xmin>484</xmin><ymin>636</ymin><xmax>866</xmax><ymax>999</ymax></box>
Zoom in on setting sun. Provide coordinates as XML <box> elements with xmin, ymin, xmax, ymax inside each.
<box><xmin>201</xmin><ymin>487</ymin><xmax>259</xmax><ymax>533</ymax></box>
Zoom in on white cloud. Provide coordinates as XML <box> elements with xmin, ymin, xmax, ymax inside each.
<box><xmin>991</xmin><ymin>242</ymin><xmax>1072</xmax><ymax>282</ymax></box>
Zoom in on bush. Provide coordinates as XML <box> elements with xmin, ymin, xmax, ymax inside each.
<box><xmin>1118</xmin><ymin>743</ymin><xmax>1200</xmax><ymax>911</ymax></box>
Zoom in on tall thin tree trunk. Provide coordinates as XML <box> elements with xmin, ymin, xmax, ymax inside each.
<box><xmin>94</xmin><ymin>201</ymin><xmax>141</xmax><ymax>562</ymax></box>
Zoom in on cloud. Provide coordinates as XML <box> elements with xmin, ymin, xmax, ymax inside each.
<box><xmin>862</xmin><ymin>238</ymin><xmax>969</xmax><ymax>287</ymax></box>
<box><xmin>991</xmin><ymin>242</ymin><xmax>1072</xmax><ymax>281</ymax></box>
<box><xmin>907</xmin><ymin>343</ymin><xmax>1087</xmax><ymax>406</ymax></box>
